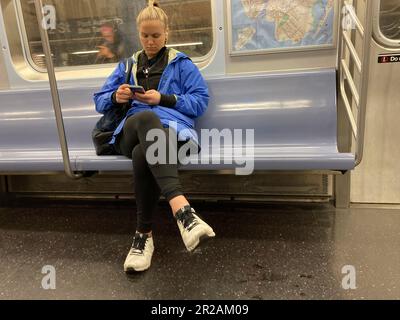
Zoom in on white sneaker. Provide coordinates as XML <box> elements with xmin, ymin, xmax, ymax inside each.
<box><xmin>124</xmin><ymin>233</ymin><xmax>154</xmax><ymax>273</ymax></box>
<box><xmin>175</xmin><ymin>206</ymin><xmax>216</xmax><ymax>252</ymax></box>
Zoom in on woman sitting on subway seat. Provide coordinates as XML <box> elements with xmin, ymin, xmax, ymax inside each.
<box><xmin>93</xmin><ymin>0</ymin><xmax>215</xmax><ymax>273</ymax></box>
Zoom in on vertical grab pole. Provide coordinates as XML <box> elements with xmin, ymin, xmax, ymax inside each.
<box><xmin>355</xmin><ymin>0</ymin><xmax>373</xmax><ymax>167</ymax></box>
<box><xmin>33</xmin><ymin>0</ymin><xmax>82</xmax><ymax>179</ymax></box>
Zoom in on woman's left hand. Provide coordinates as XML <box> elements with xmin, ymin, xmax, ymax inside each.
<box><xmin>134</xmin><ymin>90</ymin><xmax>161</xmax><ymax>106</ymax></box>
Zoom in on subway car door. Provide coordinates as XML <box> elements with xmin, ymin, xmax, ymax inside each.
<box><xmin>351</xmin><ymin>0</ymin><xmax>400</xmax><ymax>204</ymax></box>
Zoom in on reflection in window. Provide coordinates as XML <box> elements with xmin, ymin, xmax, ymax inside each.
<box><xmin>19</xmin><ymin>0</ymin><xmax>213</xmax><ymax>69</ymax></box>
<box><xmin>379</xmin><ymin>0</ymin><xmax>400</xmax><ymax>40</ymax></box>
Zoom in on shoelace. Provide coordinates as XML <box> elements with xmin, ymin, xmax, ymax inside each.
<box><xmin>177</xmin><ymin>209</ymin><xmax>198</xmax><ymax>231</ymax></box>
<box><xmin>130</xmin><ymin>234</ymin><xmax>148</xmax><ymax>255</ymax></box>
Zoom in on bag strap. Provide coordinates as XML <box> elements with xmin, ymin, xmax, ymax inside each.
<box><xmin>125</xmin><ymin>57</ymin><xmax>134</xmax><ymax>84</ymax></box>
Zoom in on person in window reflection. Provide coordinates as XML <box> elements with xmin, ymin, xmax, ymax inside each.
<box><xmin>96</xmin><ymin>21</ymin><xmax>130</xmax><ymax>63</ymax></box>
<box><xmin>94</xmin><ymin>0</ymin><xmax>215</xmax><ymax>273</ymax></box>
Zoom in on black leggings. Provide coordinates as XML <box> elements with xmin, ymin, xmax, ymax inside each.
<box><xmin>115</xmin><ymin>111</ymin><xmax>187</xmax><ymax>233</ymax></box>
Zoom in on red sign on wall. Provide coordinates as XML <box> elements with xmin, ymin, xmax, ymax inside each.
<box><xmin>378</xmin><ymin>55</ymin><xmax>400</xmax><ymax>63</ymax></box>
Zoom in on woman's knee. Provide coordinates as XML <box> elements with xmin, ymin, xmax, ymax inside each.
<box><xmin>124</xmin><ymin>111</ymin><xmax>160</xmax><ymax>131</ymax></box>
<box><xmin>136</xmin><ymin>111</ymin><xmax>162</xmax><ymax>129</ymax></box>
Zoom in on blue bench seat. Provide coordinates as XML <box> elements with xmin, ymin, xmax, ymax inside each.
<box><xmin>0</xmin><ymin>68</ymin><xmax>355</xmax><ymax>173</ymax></box>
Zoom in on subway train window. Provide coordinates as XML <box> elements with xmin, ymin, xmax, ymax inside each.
<box><xmin>17</xmin><ymin>0</ymin><xmax>213</xmax><ymax>69</ymax></box>
<box><xmin>379</xmin><ymin>0</ymin><xmax>400</xmax><ymax>41</ymax></box>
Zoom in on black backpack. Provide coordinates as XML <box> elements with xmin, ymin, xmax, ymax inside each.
<box><xmin>92</xmin><ymin>57</ymin><xmax>134</xmax><ymax>155</ymax></box>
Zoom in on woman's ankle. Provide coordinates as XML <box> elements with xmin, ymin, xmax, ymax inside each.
<box><xmin>136</xmin><ymin>230</ymin><xmax>153</xmax><ymax>237</ymax></box>
<box><xmin>169</xmin><ymin>195</ymin><xmax>190</xmax><ymax>216</ymax></box>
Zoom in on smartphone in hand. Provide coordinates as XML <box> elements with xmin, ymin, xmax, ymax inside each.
<box><xmin>129</xmin><ymin>85</ymin><xmax>146</xmax><ymax>94</ymax></box>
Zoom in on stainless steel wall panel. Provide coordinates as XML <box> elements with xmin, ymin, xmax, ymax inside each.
<box><xmin>351</xmin><ymin>39</ymin><xmax>400</xmax><ymax>203</ymax></box>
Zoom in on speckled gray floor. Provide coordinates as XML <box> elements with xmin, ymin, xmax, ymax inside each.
<box><xmin>0</xmin><ymin>198</ymin><xmax>399</xmax><ymax>300</ymax></box>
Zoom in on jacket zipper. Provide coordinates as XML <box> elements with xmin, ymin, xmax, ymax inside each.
<box><xmin>144</xmin><ymin>67</ymin><xmax>150</xmax><ymax>91</ymax></box>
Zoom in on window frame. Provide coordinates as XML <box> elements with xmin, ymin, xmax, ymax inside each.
<box><xmin>372</xmin><ymin>0</ymin><xmax>400</xmax><ymax>48</ymax></box>
<box><xmin>14</xmin><ymin>0</ymin><xmax>216</xmax><ymax>74</ymax></box>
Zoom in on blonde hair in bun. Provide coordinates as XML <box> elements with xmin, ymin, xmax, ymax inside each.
<box><xmin>137</xmin><ymin>0</ymin><xmax>169</xmax><ymax>31</ymax></box>
<box><xmin>149</xmin><ymin>0</ymin><xmax>159</xmax><ymax>7</ymax></box>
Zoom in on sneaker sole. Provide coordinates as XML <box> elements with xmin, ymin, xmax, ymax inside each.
<box><xmin>187</xmin><ymin>231</ymin><xmax>216</xmax><ymax>252</ymax></box>
<box><xmin>124</xmin><ymin>266</ymin><xmax>150</xmax><ymax>273</ymax></box>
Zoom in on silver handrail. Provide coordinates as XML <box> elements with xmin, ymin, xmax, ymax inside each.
<box><xmin>339</xmin><ymin>0</ymin><xmax>374</xmax><ymax>167</ymax></box>
<box><xmin>34</xmin><ymin>0</ymin><xmax>82</xmax><ymax>179</ymax></box>
<box><xmin>356</xmin><ymin>1</ymin><xmax>373</xmax><ymax>167</ymax></box>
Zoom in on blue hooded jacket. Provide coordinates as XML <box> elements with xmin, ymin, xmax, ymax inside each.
<box><xmin>93</xmin><ymin>49</ymin><xmax>209</xmax><ymax>145</ymax></box>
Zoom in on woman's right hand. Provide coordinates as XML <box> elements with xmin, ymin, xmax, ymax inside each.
<box><xmin>115</xmin><ymin>84</ymin><xmax>134</xmax><ymax>104</ymax></box>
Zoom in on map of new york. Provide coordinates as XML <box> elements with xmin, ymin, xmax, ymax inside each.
<box><xmin>232</xmin><ymin>0</ymin><xmax>334</xmax><ymax>52</ymax></box>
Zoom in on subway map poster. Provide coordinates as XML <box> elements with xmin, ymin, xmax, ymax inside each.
<box><xmin>230</xmin><ymin>0</ymin><xmax>336</xmax><ymax>54</ymax></box>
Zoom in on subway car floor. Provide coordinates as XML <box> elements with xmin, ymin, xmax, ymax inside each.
<box><xmin>0</xmin><ymin>198</ymin><xmax>399</xmax><ymax>300</ymax></box>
